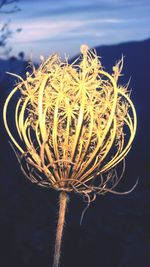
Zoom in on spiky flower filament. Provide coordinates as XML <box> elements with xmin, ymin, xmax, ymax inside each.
<box><xmin>3</xmin><ymin>45</ymin><xmax>137</xmax><ymax>199</ymax></box>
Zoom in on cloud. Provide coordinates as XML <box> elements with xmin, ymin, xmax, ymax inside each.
<box><xmin>11</xmin><ymin>17</ymin><xmax>125</xmax><ymax>44</ymax></box>
<box><xmin>6</xmin><ymin>0</ymin><xmax>150</xmax><ymax>60</ymax></box>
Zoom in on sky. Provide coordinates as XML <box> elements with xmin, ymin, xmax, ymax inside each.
<box><xmin>1</xmin><ymin>0</ymin><xmax>150</xmax><ymax>61</ymax></box>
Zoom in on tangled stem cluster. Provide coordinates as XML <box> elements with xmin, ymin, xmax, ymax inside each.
<box><xmin>3</xmin><ymin>45</ymin><xmax>137</xmax><ymax>202</ymax></box>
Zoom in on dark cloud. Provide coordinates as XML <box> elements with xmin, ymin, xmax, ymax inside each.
<box><xmin>36</xmin><ymin>4</ymin><xmax>116</xmax><ymax>17</ymax></box>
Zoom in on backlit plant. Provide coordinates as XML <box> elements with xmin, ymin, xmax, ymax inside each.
<box><xmin>3</xmin><ymin>45</ymin><xmax>137</xmax><ymax>267</ymax></box>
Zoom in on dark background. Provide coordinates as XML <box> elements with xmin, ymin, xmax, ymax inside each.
<box><xmin>0</xmin><ymin>0</ymin><xmax>150</xmax><ymax>267</ymax></box>
<box><xmin>0</xmin><ymin>38</ymin><xmax>150</xmax><ymax>267</ymax></box>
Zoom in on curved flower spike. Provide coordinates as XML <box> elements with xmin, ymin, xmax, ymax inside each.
<box><xmin>3</xmin><ymin>45</ymin><xmax>137</xmax><ymax>267</ymax></box>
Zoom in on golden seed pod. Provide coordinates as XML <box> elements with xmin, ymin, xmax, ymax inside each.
<box><xmin>3</xmin><ymin>45</ymin><xmax>137</xmax><ymax>200</ymax></box>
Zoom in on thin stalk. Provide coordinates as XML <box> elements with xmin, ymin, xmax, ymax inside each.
<box><xmin>52</xmin><ymin>191</ymin><xmax>68</xmax><ymax>267</ymax></box>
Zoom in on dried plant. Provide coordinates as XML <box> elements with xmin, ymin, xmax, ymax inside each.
<box><xmin>3</xmin><ymin>45</ymin><xmax>137</xmax><ymax>267</ymax></box>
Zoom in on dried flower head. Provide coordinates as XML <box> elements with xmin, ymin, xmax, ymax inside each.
<box><xmin>3</xmin><ymin>45</ymin><xmax>137</xmax><ymax>202</ymax></box>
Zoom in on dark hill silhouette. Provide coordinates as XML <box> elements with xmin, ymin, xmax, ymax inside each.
<box><xmin>0</xmin><ymin>38</ymin><xmax>150</xmax><ymax>267</ymax></box>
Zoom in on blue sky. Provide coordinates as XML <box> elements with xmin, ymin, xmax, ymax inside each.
<box><xmin>1</xmin><ymin>0</ymin><xmax>150</xmax><ymax>61</ymax></box>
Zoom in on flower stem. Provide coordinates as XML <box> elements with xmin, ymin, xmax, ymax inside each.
<box><xmin>52</xmin><ymin>191</ymin><xmax>68</xmax><ymax>267</ymax></box>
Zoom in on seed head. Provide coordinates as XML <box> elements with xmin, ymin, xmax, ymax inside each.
<box><xmin>3</xmin><ymin>45</ymin><xmax>137</xmax><ymax>201</ymax></box>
